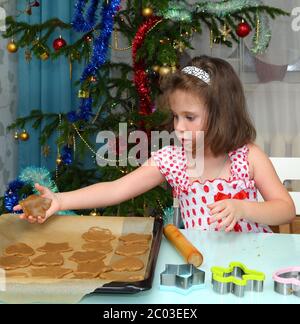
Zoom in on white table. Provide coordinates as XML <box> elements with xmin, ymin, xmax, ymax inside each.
<box><xmin>80</xmin><ymin>230</ymin><xmax>300</xmax><ymax>304</ymax></box>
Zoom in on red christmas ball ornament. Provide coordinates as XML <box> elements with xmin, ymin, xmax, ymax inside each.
<box><xmin>53</xmin><ymin>36</ymin><xmax>67</xmax><ymax>51</ymax></box>
<box><xmin>236</xmin><ymin>21</ymin><xmax>251</xmax><ymax>38</ymax></box>
<box><xmin>31</xmin><ymin>1</ymin><xmax>40</xmax><ymax>7</ymax></box>
<box><xmin>84</xmin><ymin>34</ymin><xmax>93</xmax><ymax>43</ymax></box>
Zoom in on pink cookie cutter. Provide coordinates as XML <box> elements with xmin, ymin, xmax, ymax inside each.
<box><xmin>273</xmin><ymin>267</ymin><xmax>300</xmax><ymax>297</ymax></box>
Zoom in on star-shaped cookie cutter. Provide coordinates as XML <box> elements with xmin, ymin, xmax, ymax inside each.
<box><xmin>211</xmin><ymin>262</ymin><xmax>265</xmax><ymax>297</ymax></box>
<box><xmin>273</xmin><ymin>267</ymin><xmax>300</xmax><ymax>297</ymax></box>
<box><xmin>160</xmin><ymin>264</ymin><xmax>205</xmax><ymax>291</ymax></box>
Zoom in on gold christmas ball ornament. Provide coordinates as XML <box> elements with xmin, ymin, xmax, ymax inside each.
<box><xmin>158</xmin><ymin>65</ymin><xmax>171</xmax><ymax>76</ymax></box>
<box><xmin>142</xmin><ymin>7</ymin><xmax>153</xmax><ymax>17</ymax></box>
<box><xmin>7</xmin><ymin>40</ymin><xmax>18</xmax><ymax>53</ymax></box>
<box><xmin>152</xmin><ymin>65</ymin><xmax>160</xmax><ymax>73</ymax></box>
<box><xmin>78</xmin><ymin>90</ymin><xmax>90</xmax><ymax>98</ymax></box>
<box><xmin>19</xmin><ymin>130</ymin><xmax>30</xmax><ymax>141</ymax></box>
<box><xmin>40</xmin><ymin>52</ymin><xmax>50</xmax><ymax>61</ymax></box>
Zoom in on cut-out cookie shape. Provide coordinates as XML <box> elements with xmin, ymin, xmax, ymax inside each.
<box><xmin>6</xmin><ymin>272</ymin><xmax>29</xmax><ymax>278</ymax></box>
<box><xmin>115</xmin><ymin>243</ymin><xmax>149</xmax><ymax>256</ymax></box>
<box><xmin>118</xmin><ymin>233</ymin><xmax>152</xmax><ymax>245</ymax></box>
<box><xmin>110</xmin><ymin>257</ymin><xmax>144</xmax><ymax>272</ymax></box>
<box><xmin>82</xmin><ymin>227</ymin><xmax>115</xmax><ymax>243</ymax></box>
<box><xmin>273</xmin><ymin>267</ymin><xmax>300</xmax><ymax>297</ymax></box>
<box><xmin>211</xmin><ymin>262</ymin><xmax>265</xmax><ymax>297</ymax></box>
<box><xmin>0</xmin><ymin>255</ymin><xmax>31</xmax><ymax>270</ymax></box>
<box><xmin>160</xmin><ymin>264</ymin><xmax>205</xmax><ymax>291</ymax></box>
<box><xmin>72</xmin><ymin>273</ymin><xmax>98</xmax><ymax>279</ymax></box>
<box><xmin>5</xmin><ymin>243</ymin><xmax>35</xmax><ymax>257</ymax></box>
<box><xmin>73</xmin><ymin>260</ymin><xmax>111</xmax><ymax>278</ymax></box>
<box><xmin>69</xmin><ymin>251</ymin><xmax>106</xmax><ymax>263</ymax></box>
<box><xmin>37</xmin><ymin>242</ymin><xmax>73</xmax><ymax>253</ymax></box>
<box><xmin>31</xmin><ymin>252</ymin><xmax>64</xmax><ymax>267</ymax></box>
<box><xmin>100</xmin><ymin>272</ymin><xmax>144</xmax><ymax>282</ymax></box>
<box><xmin>31</xmin><ymin>266</ymin><xmax>73</xmax><ymax>279</ymax></box>
<box><xmin>19</xmin><ymin>195</ymin><xmax>52</xmax><ymax>219</ymax></box>
<box><xmin>81</xmin><ymin>241</ymin><xmax>113</xmax><ymax>254</ymax></box>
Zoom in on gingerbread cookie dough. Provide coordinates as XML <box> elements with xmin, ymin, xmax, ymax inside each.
<box><xmin>5</xmin><ymin>243</ymin><xmax>35</xmax><ymax>257</ymax></box>
<box><xmin>37</xmin><ymin>242</ymin><xmax>73</xmax><ymax>253</ymax></box>
<box><xmin>72</xmin><ymin>273</ymin><xmax>97</xmax><ymax>279</ymax></box>
<box><xmin>31</xmin><ymin>252</ymin><xmax>64</xmax><ymax>267</ymax></box>
<box><xmin>0</xmin><ymin>255</ymin><xmax>31</xmax><ymax>270</ymax></box>
<box><xmin>119</xmin><ymin>233</ymin><xmax>152</xmax><ymax>245</ymax></box>
<box><xmin>69</xmin><ymin>251</ymin><xmax>106</xmax><ymax>263</ymax></box>
<box><xmin>100</xmin><ymin>272</ymin><xmax>144</xmax><ymax>282</ymax></box>
<box><xmin>5</xmin><ymin>272</ymin><xmax>29</xmax><ymax>278</ymax></box>
<box><xmin>31</xmin><ymin>266</ymin><xmax>73</xmax><ymax>279</ymax></box>
<box><xmin>115</xmin><ymin>243</ymin><xmax>149</xmax><ymax>257</ymax></box>
<box><xmin>19</xmin><ymin>194</ymin><xmax>52</xmax><ymax>219</ymax></box>
<box><xmin>82</xmin><ymin>227</ymin><xmax>115</xmax><ymax>243</ymax></box>
<box><xmin>82</xmin><ymin>241</ymin><xmax>113</xmax><ymax>254</ymax></box>
<box><xmin>111</xmin><ymin>257</ymin><xmax>144</xmax><ymax>272</ymax></box>
<box><xmin>73</xmin><ymin>260</ymin><xmax>111</xmax><ymax>278</ymax></box>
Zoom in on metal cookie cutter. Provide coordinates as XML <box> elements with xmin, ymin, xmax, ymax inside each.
<box><xmin>211</xmin><ymin>262</ymin><xmax>265</xmax><ymax>297</ymax></box>
<box><xmin>273</xmin><ymin>267</ymin><xmax>300</xmax><ymax>297</ymax></box>
<box><xmin>160</xmin><ymin>264</ymin><xmax>205</xmax><ymax>294</ymax></box>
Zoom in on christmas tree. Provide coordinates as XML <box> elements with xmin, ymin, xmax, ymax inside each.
<box><xmin>1</xmin><ymin>0</ymin><xmax>288</xmax><ymax>217</ymax></box>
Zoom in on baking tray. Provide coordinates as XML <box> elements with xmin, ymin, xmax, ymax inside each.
<box><xmin>0</xmin><ymin>214</ymin><xmax>163</xmax><ymax>303</ymax></box>
<box><xmin>91</xmin><ymin>216</ymin><xmax>163</xmax><ymax>295</ymax></box>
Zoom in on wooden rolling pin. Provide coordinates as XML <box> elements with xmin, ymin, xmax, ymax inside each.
<box><xmin>163</xmin><ymin>224</ymin><xmax>203</xmax><ymax>267</ymax></box>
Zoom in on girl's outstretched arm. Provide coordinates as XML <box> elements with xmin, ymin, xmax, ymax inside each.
<box><xmin>58</xmin><ymin>157</ymin><xmax>165</xmax><ymax>211</ymax></box>
<box><xmin>14</xmin><ymin>157</ymin><xmax>165</xmax><ymax>223</ymax></box>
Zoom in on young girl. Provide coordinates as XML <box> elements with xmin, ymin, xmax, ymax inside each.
<box><xmin>14</xmin><ymin>56</ymin><xmax>295</xmax><ymax>233</ymax></box>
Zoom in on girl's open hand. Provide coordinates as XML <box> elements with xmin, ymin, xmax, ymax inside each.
<box><xmin>13</xmin><ymin>183</ymin><xmax>61</xmax><ymax>224</ymax></box>
<box><xmin>208</xmin><ymin>199</ymin><xmax>246</xmax><ymax>232</ymax></box>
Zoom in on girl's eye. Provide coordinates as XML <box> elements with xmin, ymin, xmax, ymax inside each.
<box><xmin>173</xmin><ymin>114</ymin><xmax>178</xmax><ymax>119</ymax></box>
<box><xmin>186</xmin><ymin>116</ymin><xmax>194</xmax><ymax>121</ymax></box>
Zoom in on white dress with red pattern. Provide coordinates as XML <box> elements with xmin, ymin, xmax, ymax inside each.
<box><xmin>152</xmin><ymin>144</ymin><xmax>272</xmax><ymax>233</ymax></box>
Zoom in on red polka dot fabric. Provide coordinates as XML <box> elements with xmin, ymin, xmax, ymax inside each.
<box><xmin>151</xmin><ymin>145</ymin><xmax>272</xmax><ymax>233</ymax></box>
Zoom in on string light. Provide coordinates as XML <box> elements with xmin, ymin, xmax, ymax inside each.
<box><xmin>109</xmin><ymin>28</ymin><xmax>132</xmax><ymax>51</ymax></box>
<box><xmin>156</xmin><ymin>199</ymin><xmax>165</xmax><ymax>215</ymax></box>
<box><xmin>72</xmin><ymin>123</ymin><xmax>137</xmax><ymax>164</ymax></box>
<box><xmin>56</xmin><ymin>114</ymin><xmax>62</xmax><ymax>179</ymax></box>
<box><xmin>91</xmin><ymin>106</ymin><xmax>102</xmax><ymax>124</ymax></box>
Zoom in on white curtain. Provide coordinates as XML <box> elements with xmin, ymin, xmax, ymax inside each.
<box><xmin>0</xmin><ymin>0</ymin><xmax>17</xmax><ymax>195</ymax></box>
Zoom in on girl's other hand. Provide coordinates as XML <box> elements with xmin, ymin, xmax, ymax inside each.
<box><xmin>208</xmin><ymin>199</ymin><xmax>246</xmax><ymax>232</ymax></box>
<box><xmin>13</xmin><ymin>183</ymin><xmax>61</xmax><ymax>224</ymax></box>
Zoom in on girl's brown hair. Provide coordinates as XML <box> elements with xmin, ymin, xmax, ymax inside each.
<box><xmin>158</xmin><ymin>55</ymin><xmax>256</xmax><ymax>156</ymax></box>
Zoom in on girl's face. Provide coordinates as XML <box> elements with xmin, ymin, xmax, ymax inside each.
<box><xmin>169</xmin><ymin>89</ymin><xmax>207</xmax><ymax>150</ymax></box>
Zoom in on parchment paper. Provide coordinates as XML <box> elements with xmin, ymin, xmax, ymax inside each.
<box><xmin>0</xmin><ymin>214</ymin><xmax>154</xmax><ymax>304</ymax></box>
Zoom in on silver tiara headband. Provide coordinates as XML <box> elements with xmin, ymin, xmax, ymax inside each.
<box><xmin>181</xmin><ymin>66</ymin><xmax>211</xmax><ymax>84</ymax></box>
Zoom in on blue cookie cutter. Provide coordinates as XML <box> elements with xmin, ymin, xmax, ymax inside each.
<box><xmin>160</xmin><ymin>264</ymin><xmax>205</xmax><ymax>294</ymax></box>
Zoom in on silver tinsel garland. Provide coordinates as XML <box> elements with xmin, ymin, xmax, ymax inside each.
<box><xmin>196</xmin><ymin>0</ymin><xmax>272</xmax><ymax>54</ymax></box>
<box><xmin>19</xmin><ymin>167</ymin><xmax>74</xmax><ymax>215</ymax></box>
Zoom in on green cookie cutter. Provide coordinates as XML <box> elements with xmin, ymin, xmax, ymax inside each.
<box><xmin>211</xmin><ymin>262</ymin><xmax>265</xmax><ymax>297</ymax></box>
